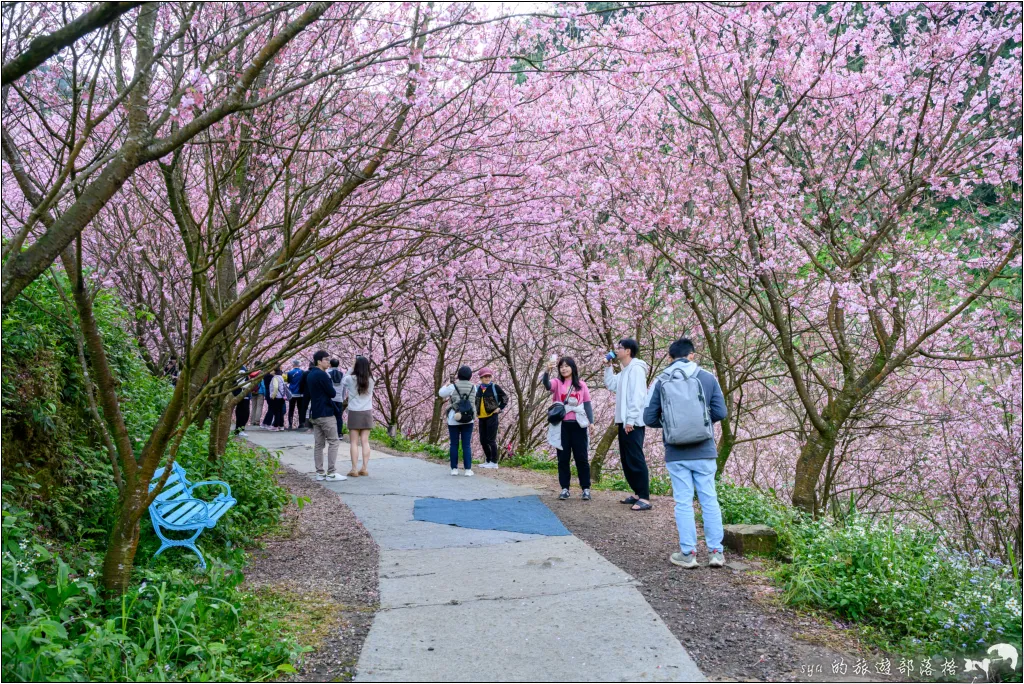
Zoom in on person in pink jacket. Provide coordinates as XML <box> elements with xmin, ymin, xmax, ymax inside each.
<box><xmin>542</xmin><ymin>356</ymin><xmax>595</xmax><ymax>501</ymax></box>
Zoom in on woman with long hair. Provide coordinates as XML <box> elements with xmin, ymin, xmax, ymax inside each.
<box><xmin>343</xmin><ymin>355</ymin><xmax>374</xmax><ymax>476</ymax></box>
<box><xmin>542</xmin><ymin>355</ymin><xmax>594</xmax><ymax>500</ymax></box>
<box><xmin>268</xmin><ymin>366</ymin><xmax>288</xmax><ymax>431</ymax></box>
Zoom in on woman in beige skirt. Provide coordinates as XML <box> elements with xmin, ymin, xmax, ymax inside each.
<box><xmin>343</xmin><ymin>355</ymin><xmax>374</xmax><ymax>476</ymax></box>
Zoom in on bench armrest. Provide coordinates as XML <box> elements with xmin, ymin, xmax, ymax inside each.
<box><xmin>188</xmin><ymin>480</ymin><xmax>232</xmax><ymax>499</ymax></box>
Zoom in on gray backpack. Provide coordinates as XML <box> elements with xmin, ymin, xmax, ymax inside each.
<box><xmin>659</xmin><ymin>365</ymin><xmax>714</xmax><ymax>445</ymax></box>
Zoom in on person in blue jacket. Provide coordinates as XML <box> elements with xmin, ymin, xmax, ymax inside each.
<box><xmin>286</xmin><ymin>360</ymin><xmax>305</xmax><ymax>430</ymax></box>
<box><xmin>644</xmin><ymin>337</ymin><xmax>728</xmax><ymax>570</ymax></box>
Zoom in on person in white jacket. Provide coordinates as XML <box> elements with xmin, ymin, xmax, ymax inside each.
<box><xmin>604</xmin><ymin>338</ymin><xmax>652</xmax><ymax>510</ymax></box>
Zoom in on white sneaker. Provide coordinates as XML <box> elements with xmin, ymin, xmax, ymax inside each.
<box><xmin>464</xmin><ymin>469</ymin><xmax>473</xmax><ymax>477</ymax></box>
<box><xmin>451</xmin><ymin>469</ymin><xmax>459</xmax><ymax>476</ymax></box>
<box><xmin>315</xmin><ymin>473</ymin><xmax>327</xmax><ymax>481</ymax></box>
<box><xmin>324</xmin><ymin>473</ymin><xmax>347</xmax><ymax>481</ymax></box>
<box><xmin>237</xmin><ymin>431</ymin><xmax>249</xmax><ymax>437</ymax></box>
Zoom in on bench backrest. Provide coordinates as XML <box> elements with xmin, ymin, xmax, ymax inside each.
<box><xmin>149</xmin><ymin>463</ymin><xmax>211</xmax><ymax>526</ymax></box>
<box><xmin>150</xmin><ymin>462</ymin><xmax>192</xmax><ymax>502</ymax></box>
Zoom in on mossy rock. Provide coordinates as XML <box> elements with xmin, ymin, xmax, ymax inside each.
<box><xmin>723</xmin><ymin>523</ymin><xmax>778</xmax><ymax>556</ymax></box>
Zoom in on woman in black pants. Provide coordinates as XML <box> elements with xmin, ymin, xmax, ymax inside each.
<box><xmin>475</xmin><ymin>367</ymin><xmax>507</xmax><ymax>468</ymax></box>
<box><xmin>542</xmin><ymin>356</ymin><xmax>594</xmax><ymax>500</ymax></box>
<box><xmin>260</xmin><ymin>371</ymin><xmax>275</xmax><ymax>428</ymax></box>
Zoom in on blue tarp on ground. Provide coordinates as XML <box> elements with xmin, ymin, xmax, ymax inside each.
<box><xmin>413</xmin><ymin>495</ymin><xmax>571</xmax><ymax>536</ymax></box>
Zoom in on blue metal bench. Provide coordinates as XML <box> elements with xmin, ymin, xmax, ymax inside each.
<box><xmin>148</xmin><ymin>462</ymin><xmax>236</xmax><ymax>569</ymax></box>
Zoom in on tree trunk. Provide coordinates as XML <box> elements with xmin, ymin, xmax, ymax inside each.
<box><xmin>791</xmin><ymin>427</ymin><xmax>838</xmax><ymax>515</ymax></box>
<box><xmin>428</xmin><ymin>347</ymin><xmax>448</xmax><ymax>444</ymax></box>
<box><xmin>589</xmin><ymin>421</ymin><xmax>618</xmax><ymax>483</ymax></box>
<box><xmin>101</xmin><ymin>488</ymin><xmax>144</xmax><ymax>595</ymax></box>
<box><xmin>516</xmin><ymin>392</ymin><xmax>531</xmax><ymax>456</ymax></box>
<box><xmin>716</xmin><ymin>416</ymin><xmax>735</xmax><ymax>478</ymax></box>
<box><xmin>210</xmin><ymin>401</ymin><xmax>233</xmax><ymax>460</ymax></box>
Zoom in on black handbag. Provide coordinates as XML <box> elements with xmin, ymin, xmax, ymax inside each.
<box><xmin>547</xmin><ymin>380</ymin><xmax>573</xmax><ymax>425</ymax></box>
<box><xmin>547</xmin><ymin>401</ymin><xmax>565</xmax><ymax>425</ymax></box>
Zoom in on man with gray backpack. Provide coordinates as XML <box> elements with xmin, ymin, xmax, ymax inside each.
<box><xmin>644</xmin><ymin>337</ymin><xmax>728</xmax><ymax>569</ymax></box>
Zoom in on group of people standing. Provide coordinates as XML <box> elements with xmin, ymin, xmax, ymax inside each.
<box><xmin>238</xmin><ymin>334</ymin><xmax>730</xmax><ymax>569</ymax></box>
<box><xmin>236</xmin><ymin>353</ymin><xmax>376</xmax><ymax>481</ymax></box>
<box><xmin>436</xmin><ymin>335</ymin><xmax>729</xmax><ymax>569</ymax></box>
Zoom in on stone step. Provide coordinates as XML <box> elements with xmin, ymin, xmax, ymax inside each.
<box><xmin>722</xmin><ymin>523</ymin><xmax>778</xmax><ymax>556</ymax></box>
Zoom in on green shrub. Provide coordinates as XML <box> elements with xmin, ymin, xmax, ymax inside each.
<box><xmin>716</xmin><ymin>482</ymin><xmax>802</xmax><ymax>553</ymax></box>
<box><xmin>778</xmin><ymin>515</ymin><xmax>1023</xmax><ymax>655</ymax></box>
<box><xmin>1</xmin><ymin>275</ymin><xmax>138</xmax><ymax>541</ymax></box>
<box><xmin>593</xmin><ymin>473</ymin><xmax>672</xmax><ymax>496</ymax></box>
<box><xmin>1</xmin><ymin>275</ymin><xmax>299</xmax><ymax>681</ymax></box>
<box><xmin>503</xmin><ymin>452</ymin><xmax>559</xmax><ymax>471</ymax></box>
<box><xmin>2</xmin><ymin>501</ymin><xmax>304</xmax><ymax>682</ymax></box>
<box><xmin>369</xmin><ymin>425</ymin><xmax>456</xmax><ymax>461</ymax></box>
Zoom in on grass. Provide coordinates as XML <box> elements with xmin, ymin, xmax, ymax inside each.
<box><xmin>717</xmin><ymin>483</ymin><xmax>1023</xmax><ymax>660</ymax></box>
<box><xmin>2</xmin><ymin>487</ymin><xmax>307</xmax><ymax>682</ymax></box>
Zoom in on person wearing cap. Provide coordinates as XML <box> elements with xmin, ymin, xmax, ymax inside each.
<box><xmin>475</xmin><ymin>367</ymin><xmax>508</xmax><ymax>469</ymax></box>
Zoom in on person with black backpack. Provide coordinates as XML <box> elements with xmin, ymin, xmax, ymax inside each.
<box><xmin>328</xmin><ymin>358</ymin><xmax>346</xmax><ymax>437</ymax></box>
<box><xmin>644</xmin><ymin>337</ymin><xmax>728</xmax><ymax>570</ymax></box>
<box><xmin>438</xmin><ymin>365</ymin><xmax>477</xmax><ymax>476</ymax></box>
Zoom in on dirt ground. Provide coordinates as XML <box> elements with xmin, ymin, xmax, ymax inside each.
<box><xmin>470</xmin><ymin>463</ymin><xmax>888</xmax><ymax>682</ymax></box>
<box><xmin>244</xmin><ymin>467</ymin><xmax>379</xmax><ymax>682</ymax></box>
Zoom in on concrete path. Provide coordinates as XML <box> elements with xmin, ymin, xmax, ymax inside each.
<box><xmin>245</xmin><ymin>428</ymin><xmax>705</xmax><ymax>682</ymax></box>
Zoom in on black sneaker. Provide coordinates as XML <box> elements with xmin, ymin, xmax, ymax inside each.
<box><xmin>581</xmin><ymin>489</ymin><xmax>591</xmax><ymax>501</ymax></box>
<box><xmin>558</xmin><ymin>489</ymin><xmax>570</xmax><ymax>500</ymax></box>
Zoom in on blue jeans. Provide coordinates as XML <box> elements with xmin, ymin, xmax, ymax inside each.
<box><xmin>666</xmin><ymin>459</ymin><xmax>723</xmax><ymax>555</ymax></box>
<box><xmin>448</xmin><ymin>423</ymin><xmax>473</xmax><ymax>469</ymax></box>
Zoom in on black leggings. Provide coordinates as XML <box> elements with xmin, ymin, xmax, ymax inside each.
<box><xmin>557</xmin><ymin>420</ymin><xmax>591</xmax><ymax>490</ymax></box>
<box><xmin>333</xmin><ymin>401</ymin><xmax>344</xmax><ymax>435</ymax></box>
<box><xmin>288</xmin><ymin>397</ymin><xmax>305</xmax><ymax>428</ymax></box>
<box><xmin>234</xmin><ymin>399</ymin><xmax>250</xmax><ymax>433</ymax></box>
<box><xmin>268</xmin><ymin>398</ymin><xmax>286</xmax><ymax>428</ymax></box>
<box><xmin>478</xmin><ymin>415</ymin><xmax>500</xmax><ymax>463</ymax></box>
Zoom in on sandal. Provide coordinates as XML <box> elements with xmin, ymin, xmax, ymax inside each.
<box><xmin>358</xmin><ymin>468</ymin><xmax>369</xmax><ymax>477</ymax></box>
<box><xmin>631</xmin><ymin>501</ymin><xmax>653</xmax><ymax>511</ymax></box>
<box><xmin>620</xmin><ymin>496</ymin><xmax>639</xmax><ymax>505</ymax></box>
<box><xmin>347</xmin><ymin>470</ymin><xmax>360</xmax><ymax>478</ymax></box>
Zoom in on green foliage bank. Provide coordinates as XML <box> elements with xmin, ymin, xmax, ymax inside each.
<box><xmin>2</xmin><ymin>276</ymin><xmax>303</xmax><ymax>681</ymax></box>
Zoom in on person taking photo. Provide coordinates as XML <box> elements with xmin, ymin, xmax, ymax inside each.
<box><xmin>604</xmin><ymin>338</ymin><xmax>651</xmax><ymax>511</ymax></box>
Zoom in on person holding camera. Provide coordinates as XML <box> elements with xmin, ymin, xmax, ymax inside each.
<box><xmin>604</xmin><ymin>338</ymin><xmax>652</xmax><ymax>511</ymax></box>
<box><xmin>343</xmin><ymin>355</ymin><xmax>375</xmax><ymax>477</ymax></box>
<box><xmin>439</xmin><ymin>365</ymin><xmax>478</xmax><ymax>476</ymax></box>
